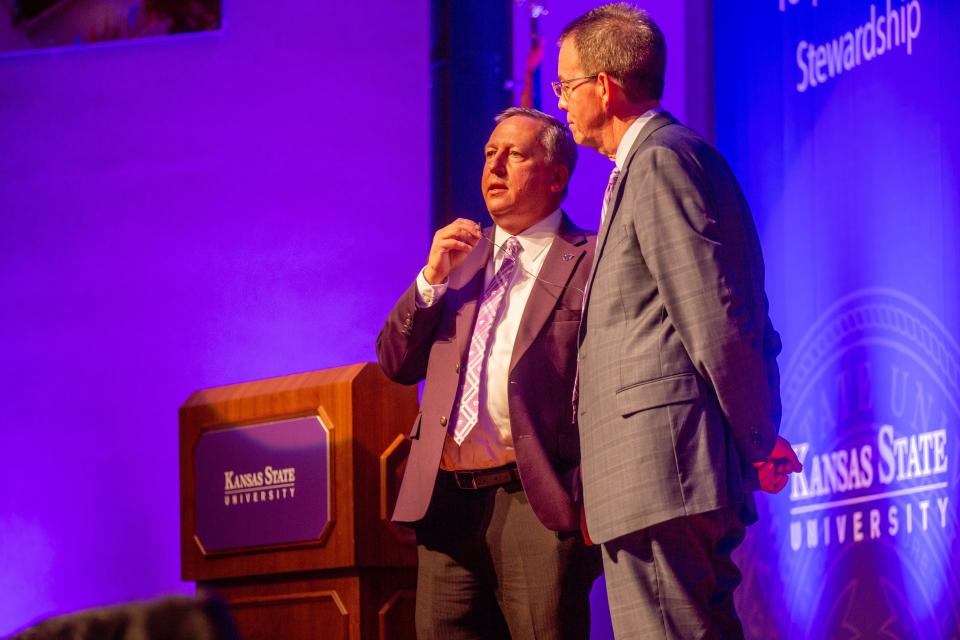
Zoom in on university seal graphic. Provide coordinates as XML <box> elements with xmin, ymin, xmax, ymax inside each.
<box><xmin>768</xmin><ymin>288</ymin><xmax>959</xmax><ymax>638</ymax></box>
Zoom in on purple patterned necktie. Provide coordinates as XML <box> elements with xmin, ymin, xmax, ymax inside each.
<box><xmin>600</xmin><ymin>165</ymin><xmax>621</xmax><ymax>227</ymax></box>
<box><xmin>451</xmin><ymin>237</ymin><xmax>522</xmax><ymax>445</ymax></box>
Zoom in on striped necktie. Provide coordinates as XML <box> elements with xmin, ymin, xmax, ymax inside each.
<box><xmin>600</xmin><ymin>165</ymin><xmax>621</xmax><ymax>227</ymax></box>
<box><xmin>451</xmin><ymin>237</ymin><xmax>522</xmax><ymax>445</ymax></box>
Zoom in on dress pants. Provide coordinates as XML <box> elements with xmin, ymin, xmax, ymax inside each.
<box><xmin>414</xmin><ymin>473</ymin><xmax>600</xmax><ymax>640</ymax></box>
<box><xmin>601</xmin><ymin>508</ymin><xmax>746</xmax><ymax>640</ymax></box>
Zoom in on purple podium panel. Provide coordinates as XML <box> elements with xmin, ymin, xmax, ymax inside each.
<box><xmin>194</xmin><ymin>415</ymin><xmax>332</xmax><ymax>553</ymax></box>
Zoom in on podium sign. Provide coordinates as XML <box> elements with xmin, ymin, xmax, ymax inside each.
<box><xmin>194</xmin><ymin>414</ymin><xmax>333</xmax><ymax>553</ymax></box>
<box><xmin>180</xmin><ymin>364</ymin><xmax>418</xmax><ymax>638</ymax></box>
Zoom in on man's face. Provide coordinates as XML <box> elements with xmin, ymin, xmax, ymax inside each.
<box><xmin>557</xmin><ymin>39</ymin><xmax>604</xmax><ymax>151</ymax></box>
<box><xmin>482</xmin><ymin>115</ymin><xmax>565</xmax><ymax>233</ymax></box>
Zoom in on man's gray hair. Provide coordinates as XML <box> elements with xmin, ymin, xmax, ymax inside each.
<box><xmin>560</xmin><ymin>3</ymin><xmax>666</xmax><ymax>102</ymax></box>
<box><xmin>494</xmin><ymin>107</ymin><xmax>577</xmax><ymax>198</ymax></box>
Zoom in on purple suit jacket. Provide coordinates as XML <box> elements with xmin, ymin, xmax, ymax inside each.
<box><xmin>376</xmin><ymin>214</ymin><xmax>596</xmax><ymax>532</ymax></box>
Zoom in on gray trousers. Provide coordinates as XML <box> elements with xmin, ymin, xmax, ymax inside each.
<box><xmin>414</xmin><ymin>474</ymin><xmax>601</xmax><ymax>640</ymax></box>
<box><xmin>602</xmin><ymin>509</ymin><xmax>746</xmax><ymax>640</ymax></box>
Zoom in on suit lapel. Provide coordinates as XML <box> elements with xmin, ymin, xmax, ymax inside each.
<box><xmin>452</xmin><ymin>226</ymin><xmax>495</xmax><ymax>364</ymax></box>
<box><xmin>509</xmin><ymin>214</ymin><xmax>587</xmax><ymax>372</ymax></box>
<box><xmin>582</xmin><ymin>111</ymin><xmax>677</xmax><ymax>313</ymax></box>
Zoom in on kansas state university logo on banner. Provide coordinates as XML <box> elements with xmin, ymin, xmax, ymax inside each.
<box><xmin>770</xmin><ymin>288</ymin><xmax>960</xmax><ymax>637</ymax></box>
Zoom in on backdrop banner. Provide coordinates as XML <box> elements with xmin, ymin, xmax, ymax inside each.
<box><xmin>716</xmin><ymin>1</ymin><xmax>960</xmax><ymax>637</ymax></box>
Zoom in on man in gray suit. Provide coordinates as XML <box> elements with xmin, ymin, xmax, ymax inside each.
<box><xmin>555</xmin><ymin>4</ymin><xmax>802</xmax><ymax>638</ymax></box>
<box><xmin>377</xmin><ymin>108</ymin><xmax>600</xmax><ymax>639</ymax></box>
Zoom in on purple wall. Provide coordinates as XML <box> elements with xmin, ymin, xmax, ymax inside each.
<box><xmin>0</xmin><ymin>2</ymin><xmax>428</xmax><ymax>633</ymax></box>
<box><xmin>0</xmin><ymin>0</ymin><xmax>706</xmax><ymax>635</ymax></box>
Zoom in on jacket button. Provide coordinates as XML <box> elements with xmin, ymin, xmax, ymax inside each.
<box><xmin>440</xmin><ymin>416</ymin><xmax>448</xmax><ymax>427</ymax></box>
<box><xmin>455</xmin><ymin>363</ymin><xmax>461</xmax><ymax>374</ymax></box>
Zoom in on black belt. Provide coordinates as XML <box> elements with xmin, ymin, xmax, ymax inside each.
<box><xmin>442</xmin><ymin>463</ymin><xmax>521</xmax><ymax>490</ymax></box>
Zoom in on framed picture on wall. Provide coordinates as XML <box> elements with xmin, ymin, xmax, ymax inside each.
<box><xmin>0</xmin><ymin>0</ymin><xmax>221</xmax><ymax>54</ymax></box>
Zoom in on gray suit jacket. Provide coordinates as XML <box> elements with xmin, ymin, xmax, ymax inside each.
<box><xmin>377</xmin><ymin>214</ymin><xmax>596</xmax><ymax>532</ymax></box>
<box><xmin>577</xmin><ymin>112</ymin><xmax>782</xmax><ymax>543</ymax></box>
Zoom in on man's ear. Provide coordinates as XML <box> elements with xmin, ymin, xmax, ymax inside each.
<box><xmin>597</xmin><ymin>71</ymin><xmax>624</xmax><ymax>111</ymax></box>
<box><xmin>551</xmin><ymin>165</ymin><xmax>570</xmax><ymax>193</ymax></box>
<box><xmin>597</xmin><ymin>71</ymin><xmax>614</xmax><ymax>109</ymax></box>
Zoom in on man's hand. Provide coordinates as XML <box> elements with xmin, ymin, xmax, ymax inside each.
<box><xmin>754</xmin><ymin>436</ymin><xmax>803</xmax><ymax>494</ymax></box>
<box><xmin>423</xmin><ymin>218</ymin><xmax>483</xmax><ymax>285</ymax></box>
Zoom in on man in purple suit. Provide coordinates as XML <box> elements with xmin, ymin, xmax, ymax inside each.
<box><xmin>377</xmin><ymin>107</ymin><xmax>600</xmax><ymax>640</ymax></box>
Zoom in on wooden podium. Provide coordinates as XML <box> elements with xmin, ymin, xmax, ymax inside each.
<box><xmin>179</xmin><ymin>363</ymin><xmax>419</xmax><ymax>639</ymax></box>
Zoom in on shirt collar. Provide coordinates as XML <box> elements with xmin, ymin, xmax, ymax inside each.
<box><xmin>493</xmin><ymin>208</ymin><xmax>562</xmax><ymax>264</ymax></box>
<box><xmin>614</xmin><ymin>108</ymin><xmax>662</xmax><ymax>170</ymax></box>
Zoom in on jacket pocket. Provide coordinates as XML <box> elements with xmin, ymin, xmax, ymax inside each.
<box><xmin>408</xmin><ymin>412</ymin><xmax>423</xmax><ymax>440</ymax></box>
<box><xmin>616</xmin><ymin>372</ymin><xmax>699</xmax><ymax>417</ymax></box>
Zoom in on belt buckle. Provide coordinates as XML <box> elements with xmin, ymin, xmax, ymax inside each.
<box><xmin>454</xmin><ymin>471</ymin><xmax>478</xmax><ymax>490</ymax></box>
<box><xmin>474</xmin><ymin>470</ymin><xmax>511</xmax><ymax>488</ymax></box>
<box><xmin>452</xmin><ymin>465</ymin><xmax>518</xmax><ymax>490</ymax></box>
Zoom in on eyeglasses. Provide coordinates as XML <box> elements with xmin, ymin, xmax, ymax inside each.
<box><xmin>551</xmin><ymin>75</ymin><xmax>598</xmax><ymax>99</ymax></box>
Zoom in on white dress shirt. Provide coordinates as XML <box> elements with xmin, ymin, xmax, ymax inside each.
<box><xmin>613</xmin><ymin>108</ymin><xmax>662</xmax><ymax>171</ymax></box>
<box><xmin>416</xmin><ymin>209</ymin><xmax>562</xmax><ymax>470</ymax></box>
